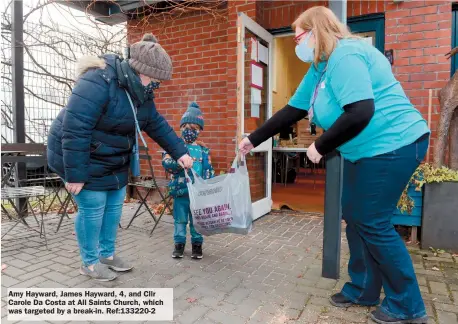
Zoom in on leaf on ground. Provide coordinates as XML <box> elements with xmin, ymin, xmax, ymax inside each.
<box><xmin>297</xmin><ymin>274</ymin><xmax>303</xmax><ymax>278</ymax></box>
<box><xmin>186</xmin><ymin>297</ymin><xmax>197</xmax><ymax>303</ymax></box>
<box><xmin>2</xmin><ymin>264</ymin><xmax>7</xmax><ymax>271</ymax></box>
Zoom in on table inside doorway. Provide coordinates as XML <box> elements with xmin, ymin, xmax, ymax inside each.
<box><xmin>272</xmin><ymin>147</ymin><xmax>309</xmax><ymax>186</ymax></box>
<box><xmin>273</xmin><ymin>147</ymin><xmax>308</xmax><ymax>153</ymax></box>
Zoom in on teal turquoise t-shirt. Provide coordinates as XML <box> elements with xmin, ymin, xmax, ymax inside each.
<box><xmin>289</xmin><ymin>39</ymin><xmax>430</xmax><ymax>162</ymax></box>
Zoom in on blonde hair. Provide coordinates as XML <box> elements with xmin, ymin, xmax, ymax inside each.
<box><xmin>292</xmin><ymin>6</ymin><xmax>357</xmax><ymax>65</ymax></box>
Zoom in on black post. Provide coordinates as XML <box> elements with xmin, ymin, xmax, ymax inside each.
<box><xmin>12</xmin><ymin>0</ymin><xmax>25</xmax><ymax>144</ymax></box>
<box><xmin>322</xmin><ymin>152</ymin><xmax>343</xmax><ymax>279</ymax></box>
<box><xmin>322</xmin><ymin>0</ymin><xmax>346</xmax><ymax>280</ymax></box>
<box><xmin>12</xmin><ymin>0</ymin><xmax>27</xmax><ymax>212</ymax></box>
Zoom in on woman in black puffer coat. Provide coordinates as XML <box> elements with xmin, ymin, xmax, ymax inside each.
<box><xmin>47</xmin><ymin>34</ymin><xmax>193</xmax><ymax>281</ymax></box>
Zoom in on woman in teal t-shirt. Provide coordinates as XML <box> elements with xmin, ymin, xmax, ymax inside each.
<box><xmin>239</xmin><ymin>6</ymin><xmax>429</xmax><ymax>324</ymax></box>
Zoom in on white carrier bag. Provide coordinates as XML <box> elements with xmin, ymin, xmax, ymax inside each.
<box><xmin>185</xmin><ymin>154</ymin><xmax>253</xmax><ymax>236</ymax></box>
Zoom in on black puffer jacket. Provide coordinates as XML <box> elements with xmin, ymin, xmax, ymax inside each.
<box><xmin>47</xmin><ymin>54</ymin><xmax>187</xmax><ymax>191</ymax></box>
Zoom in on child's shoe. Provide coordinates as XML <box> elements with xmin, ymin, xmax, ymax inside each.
<box><xmin>172</xmin><ymin>243</ymin><xmax>185</xmax><ymax>258</ymax></box>
<box><xmin>191</xmin><ymin>244</ymin><xmax>203</xmax><ymax>259</ymax></box>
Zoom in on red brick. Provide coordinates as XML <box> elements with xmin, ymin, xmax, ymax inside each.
<box><xmin>410</xmin><ymin>22</ymin><xmax>438</xmax><ymax>32</ymax></box>
<box><xmin>410</xmin><ymin>56</ymin><xmax>437</xmax><ymax>65</ymax></box>
<box><xmin>438</xmin><ymin>21</ymin><xmax>451</xmax><ymax>29</ymax></box>
<box><xmin>410</xmin><ymin>39</ymin><xmax>437</xmax><ymax>49</ymax></box>
<box><xmin>396</xmin><ymin>65</ymin><xmax>423</xmax><ymax>74</ymax></box>
<box><xmin>410</xmin><ymin>6</ymin><xmax>438</xmax><ymax>16</ymax></box>
<box><xmin>424</xmin><ymin>29</ymin><xmax>451</xmax><ymax>39</ymax></box>
<box><xmin>406</xmin><ymin>89</ymin><xmax>429</xmax><ymax>99</ymax></box>
<box><xmin>399</xmin><ymin>0</ymin><xmax>426</xmax><ymax>9</ymax></box>
<box><xmin>394</xmin><ymin>57</ymin><xmax>410</xmax><ymax>66</ymax></box>
<box><xmin>410</xmin><ymin>73</ymin><xmax>438</xmax><ymax>81</ymax></box>
<box><xmin>398</xmin><ymin>16</ymin><xmax>424</xmax><ymax>25</ymax></box>
<box><xmin>387</xmin><ymin>9</ymin><xmax>411</xmax><ymax>18</ymax></box>
<box><xmin>437</xmin><ymin>72</ymin><xmax>451</xmax><ymax>80</ymax></box>
<box><xmin>423</xmin><ymin>47</ymin><xmax>452</xmax><ymax>56</ymax></box>
<box><xmin>423</xmin><ymin>80</ymin><xmax>448</xmax><ymax>89</ymax></box>
<box><xmin>389</xmin><ymin>42</ymin><xmax>411</xmax><ymax>50</ymax></box>
<box><xmin>397</xmin><ymin>49</ymin><xmax>424</xmax><ymax>58</ymax></box>
<box><xmin>424</xmin><ymin>13</ymin><xmax>451</xmax><ymax>22</ymax></box>
<box><xmin>438</xmin><ymin>3</ymin><xmax>451</xmax><ymax>13</ymax></box>
<box><xmin>386</xmin><ymin>26</ymin><xmax>410</xmax><ymax>35</ymax></box>
<box><xmin>398</xmin><ymin>32</ymin><xmax>424</xmax><ymax>42</ymax></box>
<box><xmin>437</xmin><ymin>38</ymin><xmax>452</xmax><ymax>46</ymax></box>
<box><xmin>397</xmin><ymin>74</ymin><xmax>410</xmax><ymax>82</ymax></box>
<box><xmin>424</xmin><ymin>63</ymin><xmax>449</xmax><ymax>73</ymax></box>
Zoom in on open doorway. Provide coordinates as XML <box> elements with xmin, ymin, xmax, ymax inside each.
<box><xmin>271</xmin><ymin>34</ymin><xmax>326</xmax><ymax>214</ymax></box>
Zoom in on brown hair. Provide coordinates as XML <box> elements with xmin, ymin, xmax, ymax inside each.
<box><xmin>292</xmin><ymin>6</ymin><xmax>357</xmax><ymax>65</ymax></box>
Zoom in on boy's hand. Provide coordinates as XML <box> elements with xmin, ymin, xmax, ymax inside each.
<box><xmin>178</xmin><ymin>154</ymin><xmax>193</xmax><ymax>169</ymax></box>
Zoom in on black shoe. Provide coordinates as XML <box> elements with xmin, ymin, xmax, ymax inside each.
<box><xmin>172</xmin><ymin>244</ymin><xmax>185</xmax><ymax>258</ymax></box>
<box><xmin>329</xmin><ymin>293</ymin><xmax>355</xmax><ymax>308</ymax></box>
<box><xmin>370</xmin><ymin>308</ymin><xmax>428</xmax><ymax>324</ymax></box>
<box><xmin>191</xmin><ymin>244</ymin><xmax>203</xmax><ymax>259</ymax></box>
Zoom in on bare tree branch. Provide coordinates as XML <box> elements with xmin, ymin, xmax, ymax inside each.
<box><xmin>1</xmin><ymin>1</ymin><xmax>126</xmax><ymax>144</ymax></box>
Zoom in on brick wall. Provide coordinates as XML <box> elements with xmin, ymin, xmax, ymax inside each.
<box><xmin>128</xmin><ymin>9</ymin><xmax>232</xmax><ymax>176</ymax></box>
<box><xmin>382</xmin><ymin>1</ymin><xmax>452</xmax><ymax>161</ymax></box>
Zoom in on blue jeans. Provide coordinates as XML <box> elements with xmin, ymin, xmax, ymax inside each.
<box><xmin>341</xmin><ymin>134</ymin><xmax>428</xmax><ymax>320</ymax></box>
<box><xmin>173</xmin><ymin>196</ymin><xmax>203</xmax><ymax>244</ymax></box>
<box><xmin>72</xmin><ymin>186</ymin><xmax>126</xmax><ymax>266</ymax></box>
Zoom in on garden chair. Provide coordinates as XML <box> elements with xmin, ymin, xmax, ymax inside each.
<box><xmin>123</xmin><ymin>146</ymin><xmax>172</xmax><ymax>236</ymax></box>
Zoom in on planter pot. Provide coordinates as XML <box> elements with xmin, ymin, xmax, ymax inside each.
<box><xmin>421</xmin><ymin>182</ymin><xmax>458</xmax><ymax>252</ymax></box>
<box><xmin>392</xmin><ymin>183</ymin><xmax>423</xmax><ymax>226</ymax></box>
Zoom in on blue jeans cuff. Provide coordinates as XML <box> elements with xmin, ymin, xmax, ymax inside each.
<box><xmin>380</xmin><ymin>305</ymin><xmax>427</xmax><ymax>320</ymax></box>
<box><xmin>340</xmin><ymin>289</ymin><xmax>380</xmax><ymax>306</ymax></box>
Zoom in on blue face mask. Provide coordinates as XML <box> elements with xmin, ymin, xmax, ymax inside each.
<box><xmin>182</xmin><ymin>128</ymin><xmax>199</xmax><ymax>144</ymax></box>
<box><xmin>295</xmin><ymin>32</ymin><xmax>314</xmax><ymax>63</ymax></box>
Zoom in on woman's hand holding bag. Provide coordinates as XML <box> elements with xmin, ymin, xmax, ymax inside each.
<box><xmin>178</xmin><ymin>154</ymin><xmax>193</xmax><ymax>169</ymax></box>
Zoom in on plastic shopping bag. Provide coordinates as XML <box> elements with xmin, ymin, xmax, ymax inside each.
<box><xmin>185</xmin><ymin>155</ymin><xmax>253</xmax><ymax>236</ymax></box>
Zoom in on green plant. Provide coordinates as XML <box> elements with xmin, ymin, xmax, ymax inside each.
<box><xmin>429</xmin><ymin>247</ymin><xmax>446</xmax><ymax>256</ymax></box>
<box><xmin>397</xmin><ymin>163</ymin><xmax>458</xmax><ymax>214</ymax></box>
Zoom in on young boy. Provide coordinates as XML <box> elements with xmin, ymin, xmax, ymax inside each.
<box><xmin>162</xmin><ymin>102</ymin><xmax>215</xmax><ymax>259</ymax></box>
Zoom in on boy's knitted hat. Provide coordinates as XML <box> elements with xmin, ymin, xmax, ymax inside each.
<box><xmin>180</xmin><ymin>102</ymin><xmax>204</xmax><ymax>130</ymax></box>
<box><xmin>129</xmin><ymin>33</ymin><xmax>172</xmax><ymax>80</ymax></box>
